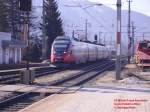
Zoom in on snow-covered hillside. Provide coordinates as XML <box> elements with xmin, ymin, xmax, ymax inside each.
<box><xmin>33</xmin><ymin>0</ymin><xmax>150</xmax><ymax>53</ymax></box>
<box><xmin>57</xmin><ymin>0</ymin><xmax>116</xmax><ymax>42</ymax></box>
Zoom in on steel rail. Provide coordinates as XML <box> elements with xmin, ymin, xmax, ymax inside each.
<box><xmin>53</xmin><ymin>61</ymin><xmax>115</xmax><ymax>86</ymax></box>
<box><xmin>0</xmin><ymin>66</ymin><xmax>62</xmax><ymax>84</ymax></box>
<box><xmin>47</xmin><ymin>60</ymin><xmax>114</xmax><ymax>86</ymax></box>
<box><xmin>0</xmin><ymin>61</ymin><xmax>106</xmax><ymax>111</ymax></box>
<box><xmin>0</xmin><ymin>60</ymin><xmax>117</xmax><ymax>112</ymax></box>
<box><xmin>0</xmin><ymin>61</ymin><xmax>111</xmax><ymax>106</ymax></box>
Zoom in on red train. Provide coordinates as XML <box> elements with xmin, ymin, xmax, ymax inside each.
<box><xmin>51</xmin><ymin>36</ymin><xmax>115</xmax><ymax>65</ymax></box>
<box><xmin>136</xmin><ymin>40</ymin><xmax>150</xmax><ymax>67</ymax></box>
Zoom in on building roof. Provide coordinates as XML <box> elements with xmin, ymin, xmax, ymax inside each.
<box><xmin>0</xmin><ymin>32</ymin><xmax>11</xmax><ymax>41</ymax></box>
<box><xmin>2</xmin><ymin>39</ymin><xmax>27</xmax><ymax>48</ymax></box>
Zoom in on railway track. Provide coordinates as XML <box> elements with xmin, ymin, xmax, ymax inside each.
<box><xmin>0</xmin><ymin>60</ymin><xmax>114</xmax><ymax>111</ymax></box>
<box><xmin>0</xmin><ymin>91</ymin><xmax>51</xmax><ymax>112</ymax></box>
<box><xmin>0</xmin><ymin>63</ymin><xmax>50</xmax><ymax>71</ymax></box>
<box><xmin>48</xmin><ymin>60</ymin><xmax>115</xmax><ymax>87</ymax></box>
<box><xmin>0</xmin><ymin>60</ymin><xmax>121</xmax><ymax>112</ymax></box>
<box><xmin>0</xmin><ymin>66</ymin><xmax>64</xmax><ymax>84</ymax></box>
<box><xmin>0</xmin><ymin>60</ymin><xmax>106</xmax><ymax>84</ymax></box>
<box><xmin>35</xmin><ymin>60</ymin><xmax>109</xmax><ymax>85</ymax></box>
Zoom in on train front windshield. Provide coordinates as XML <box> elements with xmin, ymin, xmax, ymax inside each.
<box><xmin>53</xmin><ymin>39</ymin><xmax>70</xmax><ymax>54</ymax></box>
<box><xmin>139</xmin><ymin>42</ymin><xmax>150</xmax><ymax>49</ymax></box>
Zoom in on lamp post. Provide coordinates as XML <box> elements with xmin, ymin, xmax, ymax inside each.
<box><xmin>116</xmin><ymin>0</ymin><xmax>122</xmax><ymax>80</ymax></box>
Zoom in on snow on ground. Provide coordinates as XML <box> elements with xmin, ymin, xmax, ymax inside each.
<box><xmin>119</xmin><ymin>76</ymin><xmax>150</xmax><ymax>84</ymax></box>
<box><xmin>87</xmin><ymin>68</ymin><xmax>150</xmax><ymax>88</ymax></box>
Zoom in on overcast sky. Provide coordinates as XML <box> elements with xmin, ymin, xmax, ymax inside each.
<box><xmin>89</xmin><ymin>0</ymin><xmax>150</xmax><ymax>16</ymax></box>
<box><xmin>33</xmin><ymin>0</ymin><xmax>150</xmax><ymax>17</ymax></box>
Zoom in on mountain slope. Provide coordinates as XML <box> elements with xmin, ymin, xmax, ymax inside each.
<box><xmin>33</xmin><ymin>0</ymin><xmax>150</xmax><ymax>52</ymax></box>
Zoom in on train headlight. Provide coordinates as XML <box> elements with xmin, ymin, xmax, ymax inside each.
<box><xmin>63</xmin><ymin>51</ymin><xmax>67</xmax><ymax>54</ymax></box>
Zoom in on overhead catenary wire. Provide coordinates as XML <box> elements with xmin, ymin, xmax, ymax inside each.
<box><xmin>71</xmin><ymin>0</ymin><xmax>113</xmax><ymax>33</ymax></box>
<box><xmin>82</xmin><ymin>8</ymin><xmax>113</xmax><ymax>32</ymax></box>
<box><xmin>77</xmin><ymin>1</ymin><xmax>127</xmax><ymax>33</ymax></box>
<box><xmin>90</xmin><ymin>7</ymin><xmax>116</xmax><ymax>33</ymax></box>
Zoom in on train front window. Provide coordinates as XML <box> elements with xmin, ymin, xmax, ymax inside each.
<box><xmin>140</xmin><ymin>43</ymin><xmax>147</xmax><ymax>49</ymax></box>
<box><xmin>148</xmin><ymin>43</ymin><xmax>150</xmax><ymax>48</ymax></box>
<box><xmin>54</xmin><ymin>45</ymin><xmax>67</xmax><ymax>52</ymax></box>
<box><xmin>139</xmin><ymin>42</ymin><xmax>150</xmax><ymax>50</ymax></box>
<box><xmin>54</xmin><ymin>41</ymin><xmax>70</xmax><ymax>53</ymax></box>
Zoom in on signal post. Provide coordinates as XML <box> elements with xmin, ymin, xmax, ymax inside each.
<box><xmin>19</xmin><ymin>0</ymin><xmax>32</xmax><ymax>70</ymax></box>
<box><xmin>19</xmin><ymin>0</ymin><xmax>35</xmax><ymax>84</ymax></box>
<box><xmin>116</xmin><ymin>0</ymin><xmax>122</xmax><ymax>80</ymax></box>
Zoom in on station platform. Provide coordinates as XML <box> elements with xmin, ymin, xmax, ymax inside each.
<box><xmin>19</xmin><ymin>91</ymin><xmax>150</xmax><ymax>112</ymax></box>
<box><xmin>1</xmin><ymin>84</ymin><xmax>149</xmax><ymax>112</ymax></box>
<box><xmin>1</xmin><ymin>84</ymin><xmax>150</xmax><ymax>94</ymax></box>
<box><xmin>0</xmin><ymin>84</ymin><xmax>150</xmax><ymax>112</ymax></box>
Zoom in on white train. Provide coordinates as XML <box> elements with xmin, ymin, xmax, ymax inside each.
<box><xmin>51</xmin><ymin>36</ymin><xmax>114</xmax><ymax>65</ymax></box>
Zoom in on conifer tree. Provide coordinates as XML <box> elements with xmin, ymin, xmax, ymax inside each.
<box><xmin>0</xmin><ymin>0</ymin><xmax>20</xmax><ymax>38</ymax></box>
<box><xmin>44</xmin><ymin>0</ymin><xmax>64</xmax><ymax>57</ymax></box>
<box><xmin>0</xmin><ymin>0</ymin><xmax>41</xmax><ymax>61</ymax></box>
<box><xmin>0</xmin><ymin>0</ymin><xmax>10</xmax><ymax>32</ymax></box>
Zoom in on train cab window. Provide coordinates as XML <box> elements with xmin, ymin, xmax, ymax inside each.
<box><xmin>139</xmin><ymin>43</ymin><xmax>147</xmax><ymax>49</ymax></box>
<box><xmin>55</xmin><ymin>37</ymin><xmax>70</xmax><ymax>41</ymax></box>
<box><xmin>148</xmin><ymin>43</ymin><xmax>150</xmax><ymax>48</ymax></box>
<box><xmin>53</xmin><ymin>39</ymin><xmax>70</xmax><ymax>53</ymax></box>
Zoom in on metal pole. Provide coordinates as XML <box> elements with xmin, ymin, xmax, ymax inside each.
<box><xmin>143</xmin><ymin>33</ymin><xmax>145</xmax><ymax>40</ymax></box>
<box><xmin>26</xmin><ymin>9</ymin><xmax>30</xmax><ymax>70</ymax></box>
<box><xmin>131</xmin><ymin>22</ymin><xmax>135</xmax><ymax>58</ymax></box>
<box><xmin>99</xmin><ymin>31</ymin><xmax>102</xmax><ymax>44</ymax></box>
<box><xmin>11</xmin><ymin>0</ymin><xmax>15</xmax><ymax>39</ymax></box>
<box><xmin>42</xmin><ymin>0</ymin><xmax>46</xmax><ymax>60</ymax></box>
<box><xmin>110</xmin><ymin>36</ymin><xmax>112</xmax><ymax>46</ymax></box>
<box><xmin>116</xmin><ymin>0</ymin><xmax>122</xmax><ymax>80</ymax></box>
<box><xmin>72</xmin><ymin>30</ymin><xmax>75</xmax><ymax>38</ymax></box>
<box><xmin>128</xmin><ymin>0</ymin><xmax>131</xmax><ymax>63</ymax></box>
<box><xmin>85</xmin><ymin>19</ymin><xmax>88</xmax><ymax>41</ymax></box>
<box><xmin>104</xmin><ymin>35</ymin><xmax>106</xmax><ymax>45</ymax></box>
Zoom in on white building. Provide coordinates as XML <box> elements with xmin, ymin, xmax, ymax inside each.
<box><xmin>0</xmin><ymin>32</ymin><xmax>26</xmax><ymax>64</ymax></box>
